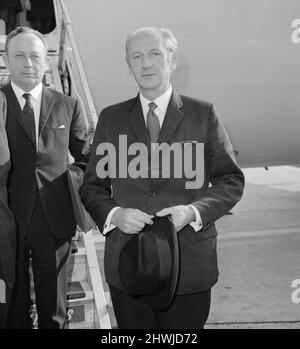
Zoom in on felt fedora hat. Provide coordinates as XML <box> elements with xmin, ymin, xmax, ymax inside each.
<box><xmin>119</xmin><ymin>216</ymin><xmax>179</xmax><ymax>311</ymax></box>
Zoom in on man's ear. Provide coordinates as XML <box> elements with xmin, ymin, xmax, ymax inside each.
<box><xmin>170</xmin><ymin>52</ymin><xmax>178</xmax><ymax>72</ymax></box>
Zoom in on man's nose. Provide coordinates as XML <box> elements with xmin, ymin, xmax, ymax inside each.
<box><xmin>141</xmin><ymin>56</ymin><xmax>153</xmax><ymax>68</ymax></box>
<box><xmin>23</xmin><ymin>56</ymin><xmax>34</xmax><ymax>67</ymax></box>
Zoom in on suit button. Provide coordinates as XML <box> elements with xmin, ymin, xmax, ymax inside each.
<box><xmin>149</xmin><ymin>191</ymin><xmax>158</xmax><ymax>198</ymax></box>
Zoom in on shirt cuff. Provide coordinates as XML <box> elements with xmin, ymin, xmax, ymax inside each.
<box><xmin>102</xmin><ymin>206</ymin><xmax>120</xmax><ymax>235</ymax></box>
<box><xmin>188</xmin><ymin>204</ymin><xmax>202</xmax><ymax>232</ymax></box>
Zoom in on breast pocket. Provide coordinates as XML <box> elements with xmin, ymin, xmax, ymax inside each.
<box><xmin>46</xmin><ymin>125</ymin><xmax>69</xmax><ymax>148</ymax></box>
<box><xmin>51</xmin><ymin>125</ymin><xmax>67</xmax><ymax>131</ymax></box>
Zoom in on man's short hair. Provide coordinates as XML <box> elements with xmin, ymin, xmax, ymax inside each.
<box><xmin>5</xmin><ymin>26</ymin><xmax>48</xmax><ymax>55</ymax></box>
<box><xmin>126</xmin><ymin>27</ymin><xmax>179</xmax><ymax>61</ymax></box>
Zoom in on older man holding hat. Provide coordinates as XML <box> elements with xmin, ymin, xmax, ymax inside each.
<box><xmin>80</xmin><ymin>27</ymin><xmax>244</xmax><ymax>329</ymax></box>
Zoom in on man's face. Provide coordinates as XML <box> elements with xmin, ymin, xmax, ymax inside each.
<box><xmin>127</xmin><ymin>31</ymin><xmax>176</xmax><ymax>100</ymax></box>
<box><xmin>4</xmin><ymin>33</ymin><xmax>49</xmax><ymax>92</ymax></box>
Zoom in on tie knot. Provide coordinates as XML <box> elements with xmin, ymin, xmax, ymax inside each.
<box><xmin>23</xmin><ymin>93</ymin><xmax>32</xmax><ymax>101</ymax></box>
<box><xmin>148</xmin><ymin>102</ymin><xmax>157</xmax><ymax>112</ymax></box>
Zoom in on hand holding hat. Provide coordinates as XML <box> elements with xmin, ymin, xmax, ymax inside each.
<box><xmin>156</xmin><ymin>205</ymin><xmax>195</xmax><ymax>232</ymax></box>
<box><xmin>111</xmin><ymin>207</ymin><xmax>154</xmax><ymax>234</ymax></box>
<box><xmin>119</xmin><ymin>216</ymin><xmax>180</xmax><ymax>311</ymax></box>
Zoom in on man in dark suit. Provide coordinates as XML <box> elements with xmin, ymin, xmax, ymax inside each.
<box><xmin>80</xmin><ymin>27</ymin><xmax>245</xmax><ymax>329</ymax></box>
<box><xmin>2</xmin><ymin>26</ymin><xmax>90</xmax><ymax>329</ymax></box>
<box><xmin>0</xmin><ymin>91</ymin><xmax>16</xmax><ymax>329</ymax></box>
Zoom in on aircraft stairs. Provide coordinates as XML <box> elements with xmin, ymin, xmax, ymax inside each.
<box><xmin>28</xmin><ymin>231</ymin><xmax>115</xmax><ymax>329</ymax></box>
<box><xmin>0</xmin><ymin>0</ymin><xmax>115</xmax><ymax>329</ymax></box>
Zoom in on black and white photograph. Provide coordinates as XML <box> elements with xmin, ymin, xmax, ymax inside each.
<box><xmin>0</xmin><ymin>0</ymin><xmax>299</xmax><ymax>335</ymax></box>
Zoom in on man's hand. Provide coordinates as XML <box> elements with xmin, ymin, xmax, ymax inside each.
<box><xmin>156</xmin><ymin>205</ymin><xmax>196</xmax><ymax>232</ymax></box>
<box><xmin>111</xmin><ymin>208</ymin><xmax>154</xmax><ymax>234</ymax></box>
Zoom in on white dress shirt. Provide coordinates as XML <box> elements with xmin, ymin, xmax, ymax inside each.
<box><xmin>102</xmin><ymin>86</ymin><xmax>202</xmax><ymax>235</ymax></box>
<box><xmin>11</xmin><ymin>81</ymin><xmax>43</xmax><ymax>151</ymax></box>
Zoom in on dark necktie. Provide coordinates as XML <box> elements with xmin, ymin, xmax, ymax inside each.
<box><xmin>23</xmin><ymin>93</ymin><xmax>36</xmax><ymax>148</ymax></box>
<box><xmin>146</xmin><ymin>102</ymin><xmax>160</xmax><ymax>143</ymax></box>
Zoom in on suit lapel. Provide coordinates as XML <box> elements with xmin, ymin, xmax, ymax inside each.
<box><xmin>127</xmin><ymin>95</ymin><xmax>150</xmax><ymax>147</ymax></box>
<box><xmin>39</xmin><ymin>87</ymin><xmax>54</xmax><ymax>136</ymax></box>
<box><xmin>3</xmin><ymin>83</ymin><xmax>32</xmax><ymax>141</ymax></box>
<box><xmin>158</xmin><ymin>90</ymin><xmax>183</xmax><ymax>144</ymax></box>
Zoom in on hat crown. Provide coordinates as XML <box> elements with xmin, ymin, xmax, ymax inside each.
<box><xmin>119</xmin><ymin>216</ymin><xmax>179</xmax><ymax>310</ymax></box>
<box><xmin>119</xmin><ymin>229</ymin><xmax>171</xmax><ymax>296</ymax></box>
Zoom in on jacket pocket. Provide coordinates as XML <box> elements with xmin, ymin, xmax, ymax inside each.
<box><xmin>196</xmin><ymin>224</ymin><xmax>218</xmax><ymax>241</ymax></box>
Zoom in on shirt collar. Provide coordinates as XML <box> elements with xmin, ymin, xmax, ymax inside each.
<box><xmin>139</xmin><ymin>86</ymin><xmax>173</xmax><ymax>117</ymax></box>
<box><xmin>11</xmin><ymin>81</ymin><xmax>43</xmax><ymax>103</ymax></box>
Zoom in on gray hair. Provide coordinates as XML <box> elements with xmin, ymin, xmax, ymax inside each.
<box><xmin>126</xmin><ymin>27</ymin><xmax>178</xmax><ymax>61</ymax></box>
<box><xmin>5</xmin><ymin>26</ymin><xmax>48</xmax><ymax>55</ymax></box>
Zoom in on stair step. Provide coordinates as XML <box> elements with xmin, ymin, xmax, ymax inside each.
<box><xmin>67</xmin><ymin>281</ymin><xmax>95</xmax><ymax>328</ymax></box>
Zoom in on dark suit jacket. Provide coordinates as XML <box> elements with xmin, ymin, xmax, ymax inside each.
<box><xmin>0</xmin><ymin>91</ymin><xmax>16</xmax><ymax>328</ymax></box>
<box><xmin>80</xmin><ymin>91</ymin><xmax>245</xmax><ymax>294</ymax></box>
<box><xmin>2</xmin><ymin>83</ymin><xmax>90</xmax><ymax>241</ymax></box>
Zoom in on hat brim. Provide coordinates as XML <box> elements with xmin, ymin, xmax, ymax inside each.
<box><xmin>144</xmin><ymin>216</ymin><xmax>179</xmax><ymax>311</ymax></box>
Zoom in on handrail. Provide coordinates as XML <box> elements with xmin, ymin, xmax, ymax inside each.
<box><xmin>53</xmin><ymin>0</ymin><xmax>111</xmax><ymax>329</ymax></box>
<box><xmin>55</xmin><ymin>0</ymin><xmax>98</xmax><ymax>128</ymax></box>
<box><xmin>63</xmin><ymin>49</ymin><xmax>90</xmax><ymax>130</ymax></box>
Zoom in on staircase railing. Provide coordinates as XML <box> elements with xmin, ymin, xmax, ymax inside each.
<box><xmin>53</xmin><ymin>0</ymin><xmax>111</xmax><ymax>329</ymax></box>
<box><xmin>54</xmin><ymin>0</ymin><xmax>98</xmax><ymax>131</ymax></box>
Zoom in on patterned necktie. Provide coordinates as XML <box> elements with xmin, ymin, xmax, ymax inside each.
<box><xmin>146</xmin><ymin>102</ymin><xmax>160</xmax><ymax>143</ymax></box>
<box><xmin>23</xmin><ymin>93</ymin><xmax>36</xmax><ymax>149</ymax></box>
